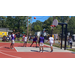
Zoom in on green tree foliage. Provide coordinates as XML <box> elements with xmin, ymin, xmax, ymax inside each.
<box><xmin>68</xmin><ymin>17</ymin><xmax>75</xmax><ymax>35</ymax></box>
<box><xmin>0</xmin><ymin>16</ymin><xmax>75</xmax><ymax>35</ymax></box>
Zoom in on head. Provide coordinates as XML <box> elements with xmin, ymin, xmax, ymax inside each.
<box><xmin>41</xmin><ymin>34</ymin><xmax>43</xmax><ymax>37</ymax></box>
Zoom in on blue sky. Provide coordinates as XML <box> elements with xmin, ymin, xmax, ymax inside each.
<box><xmin>31</xmin><ymin>16</ymin><xmax>71</xmax><ymax>23</ymax></box>
<box><xmin>32</xmin><ymin>16</ymin><xmax>50</xmax><ymax>23</ymax></box>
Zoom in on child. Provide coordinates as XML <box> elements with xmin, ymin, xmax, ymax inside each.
<box><xmin>23</xmin><ymin>35</ymin><xmax>28</xmax><ymax>47</ymax></box>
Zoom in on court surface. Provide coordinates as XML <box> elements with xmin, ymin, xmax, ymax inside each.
<box><xmin>0</xmin><ymin>42</ymin><xmax>75</xmax><ymax>58</ymax></box>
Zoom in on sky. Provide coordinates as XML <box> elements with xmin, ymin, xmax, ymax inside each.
<box><xmin>32</xmin><ymin>16</ymin><xmax>50</xmax><ymax>23</ymax></box>
<box><xmin>31</xmin><ymin>16</ymin><xmax>71</xmax><ymax>23</ymax></box>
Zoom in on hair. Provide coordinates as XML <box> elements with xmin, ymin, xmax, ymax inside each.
<box><xmin>41</xmin><ymin>34</ymin><xmax>43</xmax><ymax>37</ymax></box>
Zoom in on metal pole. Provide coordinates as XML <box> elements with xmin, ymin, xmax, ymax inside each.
<box><xmin>61</xmin><ymin>24</ymin><xmax>63</xmax><ymax>49</ymax></box>
<box><xmin>27</xmin><ymin>16</ymin><xmax>28</xmax><ymax>37</ymax></box>
<box><xmin>64</xmin><ymin>24</ymin><xmax>67</xmax><ymax>50</ymax></box>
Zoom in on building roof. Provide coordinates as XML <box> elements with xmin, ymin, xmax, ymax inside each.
<box><xmin>0</xmin><ymin>28</ymin><xmax>13</xmax><ymax>32</ymax></box>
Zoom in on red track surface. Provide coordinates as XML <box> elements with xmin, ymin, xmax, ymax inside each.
<box><xmin>0</xmin><ymin>42</ymin><xmax>75</xmax><ymax>58</ymax></box>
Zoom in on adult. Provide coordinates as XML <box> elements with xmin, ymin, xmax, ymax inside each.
<box><xmin>10</xmin><ymin>32</ymin><xmax>15</xmax><ymax>49</ymax></box>
<box><xmin>23</xmin><ymin>35</ymin><xmax>28</xmax><ymax>47</ymax></box>
<box><xmin>9</xmin><ymin>33</ymin><xmax>11</xmax><ymax>41</ymax></box>
<box><xmin>69</xmin><ymin>36</ymin><xmax>73</xmax><ymax>48</ymax></box>
<box><xmin>17</xmin><ymin>32</ymin><xmax>20</xmax><ymax>41</ymax></box>
<box><xmin>39</xmin><ymin>34</ymin><xmax>44</xmax><ymax>52</ymax></box>
<box><xmin>46</xmin><ymin>35</ymin><xmax>54</xmax><ymax>52</ymax></box>
<box><xmin>30</xmin><ymin>36</ymin><xmax>37</xmax><ymax>47</ymax></box>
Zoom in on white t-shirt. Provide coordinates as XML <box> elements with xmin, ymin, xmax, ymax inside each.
<box><xmin>24</xmin><ymin>37</ymin><xmax>27</xmax><ymax>41</ymax></box>
<box><xmin>49</xmin><ymin>37</ymin><xmax>54</xmax><ymax>43</ymax></box>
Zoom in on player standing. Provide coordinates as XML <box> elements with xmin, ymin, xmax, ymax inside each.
<box><xmin>39</xmin><ymin>34</ymin><xmax>44</xmax><ymax>52</ymax></box>
<box><xmin>30</xmin><ymin>36</ymin><xmax>37</xmax><ymax>47</ymax></box>
<box><xmin>23</xmin><ymin>35</ymin><xmax>28</xmax><ymax>47</ymax></box>
<box><xmin>46</xmin><ymin>35</ymin><xmax>54</xmax><ymax>52</ymax></box>
<box><xmin>10</xmin><ymin>32</ymin><xmax>15</xmax><ymax>49</ymax></box>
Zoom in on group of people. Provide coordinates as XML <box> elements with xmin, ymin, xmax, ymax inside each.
<box><xmin>10</xmin><ymin>32</ymin><xmax>54</xmax><ymax>52</ymax></box>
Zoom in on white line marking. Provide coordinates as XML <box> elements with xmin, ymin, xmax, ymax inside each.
<box><xmin>0</xmin><ymin>51</ymin><xmax>21</xmax><ymax>58</ymax></box>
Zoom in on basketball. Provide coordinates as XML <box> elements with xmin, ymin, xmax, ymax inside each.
<box><xmin>34</xmin><ymin>17</ymin><xmax>36</xmax><ymax>19</ymax></box>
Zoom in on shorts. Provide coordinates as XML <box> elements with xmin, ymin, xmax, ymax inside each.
<box><xmin>40</xmin><ymin>42</ymin><xmax>44</xmax><ymax>46</ymax></box>
<box><xmin>33</xmin><ymin>41</ymin><xmax>36</xmax><ymax>43</ymax></box>
<box><xmin>24</xmin><ymin>41</ymin><xmax>27</xmax><ymax>43</ymax></box>
<box><xmin>70</xmin><ymin>43</ymin><xmax>72</xmax><ymax>45</ymax></box>
<box><xmin>11</xmin><ymin>40</ymin><xmax>15</xmax><ymax>44</ymax></box>
<box><xmin>50</xmin><ymin>43</ymin><xmax>53</xmax><ymax>46</ymax></box>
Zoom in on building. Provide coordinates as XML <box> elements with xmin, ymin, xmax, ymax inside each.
<box><xmin>0</xmin><ymin>28</ymin><xmax>12</xmax><ymax>37</ymax></box>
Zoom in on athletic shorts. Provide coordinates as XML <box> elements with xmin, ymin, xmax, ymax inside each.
<box><xmin>33</xmin><ymin>41</ymin><xmax>36</xmax><ymax>43</ymax></box>
<box><xmin>50</xmin><ymin>43</ymin><xmax>53</xmax><ymax>46</ymax></box>
<box><xmin>70</xmin><ymin>43</ymin><xmax>72</xmax><ymax>45</ymax></box>
<box><xmin>40</xmin><ymin>42</ymin><xmax>44</xmax><ymax>46</ymax></box>
<box><xmin>11</xmin><ymin>40</ymin><xmax>15</xmax><ymax>44</ymax></box>
<box><xmin>24</xmin><ymin>41</ymin><xmax>27</xmax><ymax>43</ymax></box>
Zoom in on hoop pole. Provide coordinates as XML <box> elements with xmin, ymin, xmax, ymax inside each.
<box><xmin>61</xmin><ymin>24</ymin><xmax>63</xmax><ymax>49</ymax></box>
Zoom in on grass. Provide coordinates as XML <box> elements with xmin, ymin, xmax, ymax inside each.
<box><xmin>67</xmin><ymin>48</ymin><xmax>75</xmax><ymax>52</ymax></box>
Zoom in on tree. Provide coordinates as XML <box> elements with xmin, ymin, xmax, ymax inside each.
<box><xmin>68</xmin><ymin>16</ymin><xmax>75</xmax><ymax>35</ymax></box>
<box><xmin>32</xmin><ymin>20</ymin><xmax>43</xmax><ymax>32</ymax></box>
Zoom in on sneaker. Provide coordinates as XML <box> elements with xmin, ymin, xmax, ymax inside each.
<box><xmin>42</xmin><ymin>51</ymin><xmax>43</xmax><ymax>53</ymax></box>
<box><xmin>39</xmin><ymin>51</ymin><xmax>41</xmax><ymax>52</ymax></box>
<box><xmin>51</xmin><ymin>50</ymin><xmax>53</xmax><ymax>52</ymax></box>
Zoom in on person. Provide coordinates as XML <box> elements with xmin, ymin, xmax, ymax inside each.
<box><xmin>17</xmin><ymin>32</ymin><xmax>20</xmax><ymax>41</ymax></box>
<box><xmin>2</xmin><ymin>35</ymin><xmax>6</xmax><ymax>42</ymax></box>
<box><xmin>23</xmin><ymin>35</ymin><xmax>28</xmax><ymax>47</ymax></box>
<box><xmin>10</xmin><ymin>32</ymin><xmax>15</xmax><ymax>49</ymax></box>
<box><xmin>39</xmin><ymin>34</ymin><xmax>44</xmax><ymax>52</ymax></box>
<box><xmin>46</xmin><ymin>35</ymin><xmax>54</xmax><ymax>52</ymax></box>
<box><xmin>6</xmin><ymin>35</ymin><xmax>10</xmax><ymax>41</ymax></box>
<box><xmin>30</xmin><ymin>36</ymin><xmax>37</xmax><ymax>47</ymax></box>
<box><xmin>9</xmin><ymin>33</ymin><xmax>11</xmax><ymax>41</ymax></box>
<box><xmin>69</xmin><ymin>36</ymin><xmax>73</xmax><ymax>48</ymax></box>
<box><xmin>22</xmin><ymin>34</ymin><xmax>25</xmax><ymax>41</ymax></box>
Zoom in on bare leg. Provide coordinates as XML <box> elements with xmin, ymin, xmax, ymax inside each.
<box><xmin>42</xmin><ymin>46</ymin><xmax>44</xmax><ymax>52</ymax></box>
<box><xmin>36</xmin><ymin>42</ymin><xmax>37</xmax><ymax>47</ymax></box>
<box><xmin>39</xmin><ymin>46</ymin><xmax>41</xmax><ymax>52</ymax></box>
<box><xmin>30</xmin><ymin>42</ymin><xmax>33</xmax><ymax>47</ymax></box>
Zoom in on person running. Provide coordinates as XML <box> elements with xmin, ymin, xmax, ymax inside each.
<box><xmin>30</xmin><ymin>36</ymin><xmax>37</xmax><ymax>47</ymax></box>
<box><xmin>10</xmin><ymin>32</ymin><xmax>15</xmax><ymax>49</ymax></box>
<box><xmin>46</xmin><ymin>35</ymin><xmax>54</xmax><ymax>52</ymax></box>
<box><xmin>23</xmin><ymin>35</ymin><xmax>28</xmax><ymax>47</ymax></box>
<box><xmin>39</xmin><ymin>34</ymin><xmax>44</xmax><ymax>52</ymax></box>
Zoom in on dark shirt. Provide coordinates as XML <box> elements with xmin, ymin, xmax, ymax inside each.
<box><xmin>33</xmin><ymin>37</ymin><xmax>37</xmax><ymax>41</ymax></box>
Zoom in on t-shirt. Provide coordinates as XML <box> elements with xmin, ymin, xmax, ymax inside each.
<box><xmin>33</xmin><ymin>37</ymin><xmax>37</xmax><ymax>41</ymax></box>
<box><xmin>69</xmin><ymin>38</ymin><xmax>73</xmax><ymax>43</ymax></box>
<box><xmin>39</xmin><ymin>37</ymin><xmax>44</xmax><ymax>43</ymax></box>
<box><xmin>11</xmin><ymin>34</ymin><xmax>15</xmax><ymax>40</ymax></box>
<box><xmin>49</xmin><ymin>37</ymin><xmax>54</xmax><ymax>43</ymax></box>
<box><xmin>24</xmin><ymin>37</ymin><xmax>27</xmax><ymax>41</ymax></box>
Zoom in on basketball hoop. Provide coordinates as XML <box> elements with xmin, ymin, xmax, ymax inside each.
<box><xmin>50</xmin><ymin>25</ymin><xmax>56</xmax><ymax>29</ymax></box>
<box><xmin>52</xmin><ymin>19</ymin><xmax>58</xmax><ymax>26</ymax></box>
